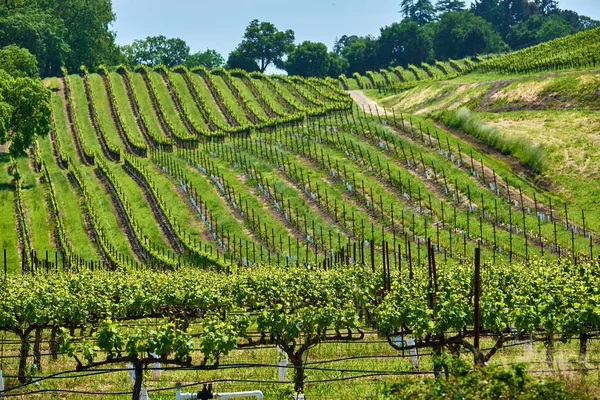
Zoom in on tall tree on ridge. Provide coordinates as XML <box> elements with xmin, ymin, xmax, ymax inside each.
<box><xmin>436</xmin><ymin>0</ymin><xmax>466</xmax><ymax>14</ymax></box>
<box><xmin>235</xmin><ymin>20</ymin><xmax>295</xmax><ymax>73</ymax></box>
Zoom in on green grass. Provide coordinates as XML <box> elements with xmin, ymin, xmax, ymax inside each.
<box><xmin>107</xmin><ymin>72</ymin><xmax>147</xmax><ymax>146</ymax></box>
<box><xmin>147</xmin><ymin>71</ymin><xmax>194</xmax><ymax>140</ymax></box>
<box><xmin>68</xmin><ymin>74</ymin><xmax>103</xmax><ymax>155</ymax></box>
<box><xmin>188</xmin><ymin>72</ymin><xmax>230</xmax><ymax>127</ymax></box>
<box><xmin>164</xmin><ymin>153</ymin><xmax>259</xmax><ymax>257</ymax></box>
<box><xmin>87</xmin><ymin>73</ymin><xmax>125</xmax><ymax>152</ymax></box>
<box><xmin>210</xmin><ymin>74</ymin><xmax>251</xmax><ymax>125</ymax></box>
<box><xmin>437</xmin><ymin>107</ymin><xmax>547</xmax><ymax>173</ymax></box>
<box><xmin>127</xmin><ymin>72</ymin><xmax>172</xmax><ymax>144</ymax></box>
<box><xmin>169</xmin><ymin>72</ymin><xmax>211</xmax><ymax>131</ymax></box>
<box><xmin>15</xmin><ymin>156</ymin><xmax>55</xmax><ymax>257</ymax></box>
<box><xmin>0</xmin><ymin>155</ymin><xmax>20</xmax><ymax>272</ymax></box>
<box><xmin>249</xmin><ymin>77</ymin><xmax>290</xmax><ymax>116</ymax></box>
<box><xmin>42</xmin><ymin>109</ymin><xmax>99</xmax><ymax>261</ymax></box>
<box><xmin>230</xmin><ymin>76</ymin><xmax>270</xmax><ymax>121</ymax></box>
<box><xmin>105</xmin><ymin>160</ymin><xmax>172</xmax><ymax>253</ymax></box>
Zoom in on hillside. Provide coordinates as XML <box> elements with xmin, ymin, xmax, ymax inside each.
<box><xmin>0</xmin><ymin>58</ymin><xmax>594</xmax><ymax>278</ymax></box>
<box><xmin>0</xmin><ymin>29</ymin><xmax>600</xmax><ymax>399</ymax></box>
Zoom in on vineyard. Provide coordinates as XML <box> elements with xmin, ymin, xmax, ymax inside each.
<box><xmin>342</xmin><ymin>25</ymin><xmax>600</xmax><ymax>96</ymax></box>
<box><xmin>1</xmin><ymin>52</ymin><xmax>600</xmax><ymax>399</ymax></box>
<box><xmin>338</xmin><ymin>57</ymin><xmax>478</xmax><ymax>93</ymax></box>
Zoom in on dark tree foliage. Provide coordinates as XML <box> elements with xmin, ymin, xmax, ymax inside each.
<box><xmin>284</xmin><ymin>41</ymin><xmax>330</xmax><ymax>78</ymax></box>
<box><xmin>121</xmin><ymin>36</ymin><xmax>190</xmax><ymax>68</ymax></box>
<box><xmin>226</xmin><ymin>48</ymin><xmax>260</xmax><ymax>72</ymax></box>
<box><xmin>436</xmin><ymin>0</ymin><xmax>466</xmax><ymax>14</ymax></box>
<box><xmin>327</xmin><ymin>51</ymin><xmax>350</xmax><ymax>77</ymax></box>
<box><xmin>534</xmin><ymin>0</ymin><xmax>558</xmax><ymax>15</ymax></box>
<box><xmin>401</xmin><ymin>0</ymin><xmax>437</xmax><ymax>25</ymax></box>
<box><xmin>234</xmin><ymin>20</ymin><xmax>295</xmax><ymax>73</ymax></box>
<box><xmin>0</xmin><ymin>50</ymin><xmax>51</xmax><ymax>157</ymax></box>
<box><xmin>0</xmin><ymin>0</ymin><xmax>119</xmax><ymax>76</ymax></box>
<box><xmin>507</xmin><ymin>14</ymin><xmax>573</xmax><ymax>48</ymax></box>
<box><xmin>340</xmin><ymin>35</ymin><xmax>380</xmax><ymax>74</ymax></box>
<box><xmin>379</xmin><ymin>20</ymin><xmax>434</xmax><ymax>67</ymax></box>
<box><xmin>434</xmin><ymin>11</ymin><xmax>508</xmax><ymax>59</ymax></box>
<box><xmin>185</xmin><ymin>49</ymin><xmax>225</xmax><ymax>70</ymax></box>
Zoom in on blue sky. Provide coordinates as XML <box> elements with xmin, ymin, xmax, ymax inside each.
<box><xmin>111</xmin><ymin>0</ymin><xmax>600</xmax><ymax>57</ymax></box>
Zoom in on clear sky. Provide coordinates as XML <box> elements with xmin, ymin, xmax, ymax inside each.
<box><xmin>111</xmin><ymin>0</ymin><xmax>600</xmax><ymax>57</ymax></box>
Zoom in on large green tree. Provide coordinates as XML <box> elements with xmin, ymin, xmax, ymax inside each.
<box><xmin>0</xmin><ymin>0</ymin><xmax>120</xmax><ymax>76</ymax></box>
<box><xmin>400</xmin><ymin>0</ymin><xmax>436</xmax><ymax>25</ymax></box>
<box><xmin>436</xmin><ymin>0</ymin><xmax>466</xmax><ymax>13</ymax></box>
<box><xmin>378</xmin><ymin>20</ymin><xmax>433</xmax><ymax>67</ymax></box>
<box><xmin>284</xmin><ymin>41</ymin><xmax>329</xmax><ymax>78</ymax></box>
<box><xmin>0</xmin><ymin>45</ymin><xmax>39</xmax><ymax>78</ymax></box>
<box><xmin>0</xmin><ymin>5</ymin><xmax>67</xmax><ymax>77</ymax></box>
<box><xmin>122</xmin><ymin>35</ymin><xmax>190</xmax><ymax>68</ymax></box>
<box><xmin>471</xmin><ymin>0</ymin><xmax>504</xmax><ymax>32</ymax></box>
<box><xmin>226</xmin><ymin>47</ymin><xmax>260</xmax><ymax>72</ymax></box>
<box><xmin>235</xmin><ymin>20</ymin><xmax>295</xmax><ymax>72</ymax></box>
<box><xmin>507</xmin><ymin>14</ymin><xmax>572</xmax><ymax>48</ymax></box>
<box><xmin>534</xmin><ymin>0</ymin><xmax>558</xmax><ymax>15</ymax></box>
<box><xmin>35</xmin><ymin>0</ymin><xmax>120</xmax><ymax>72</ymax></box>
<box><xmin>185</xmin><ymin>49</ymin><xmax>224</xmax><ymax>70</ymax></box>
<box><xmin>327</xmin><ymin>52</ymin><xmax>349</xmax><ymax>77</ymax></box>
<box><xmin>340</xmin><ymin>36</ymin><xmax>380</xmax><ymax>74</ymax></box>
<box><xmin>434</xmin><ymin>11</ymin><xmax>508</xmax><ymax>59</ymax></box>
<box><xmin>0</xmin><ymin>70</ymin><xmax>51</xmax><ymax>156</ymax></box>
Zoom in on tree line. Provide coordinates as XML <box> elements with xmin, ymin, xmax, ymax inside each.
<box><xmin>0</xmin><ymin>0</ymin><xmax>597</xmax><ymax>80</ymax></box>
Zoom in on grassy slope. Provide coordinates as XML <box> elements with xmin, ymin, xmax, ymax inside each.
<box><xmin>169</xmin><ymin>72</ymin><xmax>210</xmax><ymax>130</ymax></box>
<box><xmin>368</xmin><ymin>69</ymin><xmax>600</xmax><ymax>229</ymax></box>
<box><xmin>45</xmin><ymin>99</ymin><xmax>98</xmax><ymax>260</ymax></box>
<box><xmin>107</xmin><ymin>72</ymin><xmax>147</xmax><ymax>145</ymax></box>
<box><xmin>188</xmin><ymin>73</ymin><xmax>230</xmax><ymax>127</ymax></box>
<box><xmin>16</xmin><ymin>156</ymin><xmax>55</xmax><ymax>257</ymax></box>
<box><xmin>0</xmin><ymin>154</ymin><xmax>19</xmax><ymax>272</ymax></box>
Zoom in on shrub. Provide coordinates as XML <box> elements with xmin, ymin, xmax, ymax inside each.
<box><xmin>388</xmin><ymin>356</ymin><xmax>587</xmax><ymax>400</ymax></box>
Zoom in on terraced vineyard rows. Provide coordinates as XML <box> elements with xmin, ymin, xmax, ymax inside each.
<box><xmin>340</xmin><ymin>57</ymin><xmax>478</xmax><ymax>92</ymax></box>
<box><xmin>1</xmin><ymin>64</ymin><xmax>596</xmax><ymax>276</ymax></box>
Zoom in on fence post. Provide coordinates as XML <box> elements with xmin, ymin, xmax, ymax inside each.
<box><xmin>474</xmin><ymin>247</ymin><xmax>481</xmax><ymax>353</ymax></box>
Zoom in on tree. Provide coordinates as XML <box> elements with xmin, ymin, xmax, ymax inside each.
<box><xmin>534</xmin><ymin>0</ymin><xmax>558</xmax><ymax>15</ymax></box>
<box><xmin>400</xmin><ymin>0</ymin><xmax>416</xmax><ymax>20</ymax></box>
<box><xmin>400</xmin><ymin>0</ymin><xmax>436</xmax><ymax>25</ymax></box>
<box><xmin>0</xmin><ymin>5</ymin><xmax>68</xmax><ymax>77</ymax></box>
<box><xmin>284</xmin><ymin>41</ymin><xmax>329</xmax><ymax>78</ymax></box>
<box><xmin>333</xmin><ymin>35</ymin><xmax>359</xmax><ymax>54</ymax></box>
<box><xmin>226</xmin><ymin>47</ymin><xmax>260</xmax><ymax>72</ymax></box>
<box><xmin>0</xmin><ymin>70</ymin><xmax>51</xmax><ymax>156</ymax></box>
<box><xmin>507</xmin><ymin>14</ymin><xmax>572</xmax><ymax>48</ymax></box>
<box><xmin>122</xmin><ymin>35</ymin><xmax>190</xmax><ymax>68</ymax></box>
<box><xmin>327</xmin><ymin>52</ymin><xmax>349</xmax><ymax>77</ymax></box>
<box><xmin>0</xmin><ymin>0</ymin><xmax>121</xmax><ymax>76</ymax></box>
<box><xmin>378</xmin><ymin>20</ymin><xmax>433</xmax><ymax>67</ymax></box>
<box><xmin>185</xmin><ymin>49</ymin><xmax>224</xmax><ymax>70</ymax></box>
<box><xmin>340</xmin><ymin>36</ymin><xmax>380</xmax><ymax>74</ymax></box>
<box><xmin>39</xmin><ymin>0</ymin><xmax>119</xmax><ymax>73</ymax></box>
<box><xmin>436</xmin><ymin>0</ymin><xmax>466</xmax><ymax>14</ymax></box>
<box><xmin>0</xmin><ymin>45</ymin><xmax>38</xmax><ymax>78</ymax></box>
<box><xmin>471</xmin><ymin>0</ymin><xmax>504</xmax><ymax>32</ymax></box>
<box><xmin>502</xmin><ymin>0</ymin><xmax>538</xmax><ymax>33</ymax></box>
<box><xmin>414</xmin><ymin>0</ymin><xmax>437</xmax><ymax>25</ymax></box>
<box><xmin>434</xmin><ymin>11</ymin><xmax>508</xmax><ymax>59</ymax></box>
<box><xmin>535</xmin><ymin>15</ymin><xmax>574</xmax><ymax>42</ymax></box>
<box><xmin>235</xmin><ymin>19</ymin><xmax>295</xmax><ymax>72</ymax></box>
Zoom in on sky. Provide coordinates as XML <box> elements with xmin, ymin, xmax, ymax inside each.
<box><xmin>111</xmin><ymin>0</ymin><xmax>600</xmax><ymax>58</ymax></box>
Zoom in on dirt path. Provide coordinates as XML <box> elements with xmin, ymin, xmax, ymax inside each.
<box><xmin>349</xmin><ymin>90</ymin><xmax>390</xmax><ymax>116</ymax></box>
